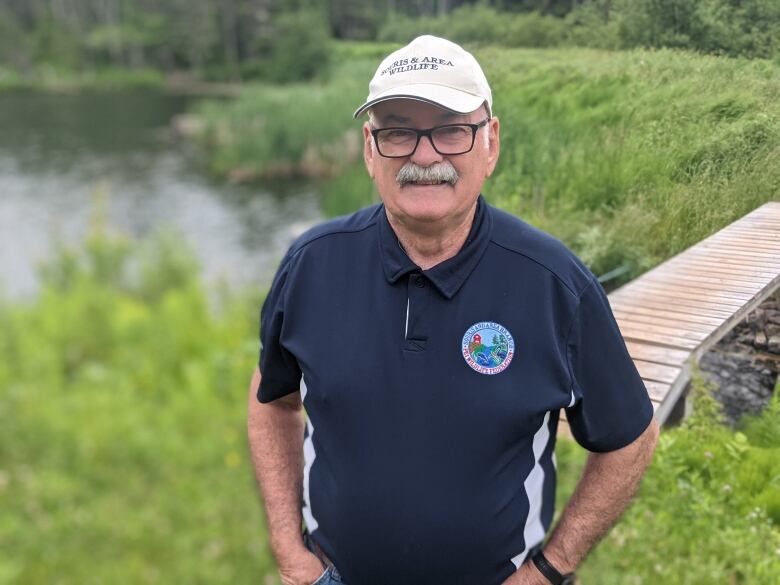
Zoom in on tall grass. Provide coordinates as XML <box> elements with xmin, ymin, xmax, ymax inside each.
<box><xmin>191</xmin><ymin>58</ymin><xmax>375</xmax><ymax>181</ymax></box>
<box><xmin>0</xmin><ymin>228</ymin><xmax>275</xmax><ymax>584</ymax></box>
<box><xmin>484</xmin><ymin>47</ymin><xmax>780</xmax><ymax>278</ymax></box>
<box><xmin>559</xmin><ymin>379</ymin><xmax>780</xmax><ymax>584</ymax></box>
<box><xmin>192</xmin><ymin>45</ymin><xmax>780</xmax><ymax>280</ymax></box>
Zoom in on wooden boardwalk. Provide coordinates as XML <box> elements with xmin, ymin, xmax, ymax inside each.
<box><xmin>560</xmin><ymin>201</ymin><xmax>780</xmax><ymax>436</ymax></box>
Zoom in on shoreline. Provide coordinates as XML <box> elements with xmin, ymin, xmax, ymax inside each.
<box><xmin>0</xmin><ymin>67</ymin><xmax>242</xmax><ymax>96</ymax></box>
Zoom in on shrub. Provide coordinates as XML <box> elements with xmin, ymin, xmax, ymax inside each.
<box><xmin>264</xmin><ymin>9</ymin><xmax>331</xmax><ymax>83</ymax></box>
<box><xmin>191</xmin><ymin>58</ymin><xmax>372</xmax><ymax>180</ymax></box>
<box><xmin>0</xmin><ymin>227</ymin><xmax>272</xmax><ymax>584</ymax></box>
<box><xmin>612</xmin><ymin>0</ymin><xmax>780</xmax><ymax>58</ymax></box>
<box><xmin>377</xmin><ymin>4</ymin><xmax>567</xmax><ymax>48</ymax></box>
<box><xmin>556</xmin><ymin>378</ymin><xmax>780</xmax><ymax>583</ymax></box>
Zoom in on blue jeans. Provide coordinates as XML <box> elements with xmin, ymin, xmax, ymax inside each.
<box><xmin>310</xmin><ymin>564</ymin><xmax>344</xmax><ymax>585</ymax></box>
<box><xmin>302</xmin><ymin>532</ymin><xmax>552</xmax><ymax>584</ymax></box>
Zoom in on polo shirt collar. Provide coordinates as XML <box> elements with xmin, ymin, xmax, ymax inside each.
<box><xmin>378</xmin><ymin>195</ymin><xmax>493</xmax><ymax>300</ymax></box>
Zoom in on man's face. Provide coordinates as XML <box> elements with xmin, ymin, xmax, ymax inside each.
<box><xmin>362</xmin><ymin>99</ymin><xmax>500</xmax><ymax>230</ymax></box>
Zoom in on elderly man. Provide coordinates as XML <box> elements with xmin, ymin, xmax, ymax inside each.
<box><xmin>248</xmin><ymin>35</ymin><xmax>659</xmax><ymax>585</ymax></box>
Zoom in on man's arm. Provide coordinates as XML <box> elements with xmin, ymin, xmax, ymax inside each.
<box><xmin>506</xmin><ymin>417</ymin><xmax>660</xmax><ymax>585</ymax></box>
<box><xmin>247</xmin><ymin>367</ymin><xmax>325</xmax><ymax>585</ymax></box>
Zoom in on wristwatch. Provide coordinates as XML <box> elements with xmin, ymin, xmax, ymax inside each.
<box><xmin>531</xmin><ymin>549</ymin><xmax>576</xmax><ymax>585</ymax></box>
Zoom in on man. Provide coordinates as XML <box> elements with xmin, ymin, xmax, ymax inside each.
<box><xmin>248</xmin><ymin>35</ymin><xmax>659</xmax><ymax>585</ymax></box>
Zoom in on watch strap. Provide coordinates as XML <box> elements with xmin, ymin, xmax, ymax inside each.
<box><xmin>531</xmin><ymin>550</ymin><xmax>572</xmax><ymax>585</ymax></box>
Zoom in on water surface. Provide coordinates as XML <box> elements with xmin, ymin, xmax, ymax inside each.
<box><xmin>0</xmin><ymin>91</ymin><xmax>321</xmax><ymax>298</ymax></box>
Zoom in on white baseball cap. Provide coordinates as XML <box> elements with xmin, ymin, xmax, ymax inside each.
<box><xmin>353</xmin><ymin>35</ymin><xmax>492</xmax><ymax>119</ymax></box>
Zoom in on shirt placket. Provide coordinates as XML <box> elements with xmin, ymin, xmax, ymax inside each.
<box><xmin>403</xmin><ymin>271</ymin><xmax>431</xmax><ymax>352</ymax></box>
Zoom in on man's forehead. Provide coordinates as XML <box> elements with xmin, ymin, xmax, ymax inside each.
<box><xmin>372</xmin><ymin>100</ymin><xmax>472</xmax><ymax>124</ymax></box>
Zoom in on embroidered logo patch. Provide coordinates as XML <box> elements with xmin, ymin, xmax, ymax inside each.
<box><xmin>461</xmin><ymin>322</ymin><xmax>515</xmax><ymax>375</ymax></box>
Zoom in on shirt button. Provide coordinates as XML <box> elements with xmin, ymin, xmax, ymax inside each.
<box><xmin>415</xmin><ymin>275</ymin><xmax>426</xmax><ymax>288</ymax></box>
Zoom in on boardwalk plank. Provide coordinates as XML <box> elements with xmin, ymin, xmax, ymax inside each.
<box><xmin>609</xmin><ymin>291</ymin><xmax>740</xmax><ymax>315</ymax></box>
<box><xmin>684</xmin><ymin>245</ymin><xmax>780</xmax><ymax>261</ymax></box>
<box><xmin>617</xmin><ymin>320</ymin><xmax>708</xmax><ymax>342</ymax></box>
<box><xmin>711</xmin><ymin>227</ymin><xmax>780</xmax><ymax>240</ymax></box>
<box><xmin>611</xmin><ymin>303</ymin><xmax>723</xmax><ymax>327</ymax></box>
<box><xmin>640</xmin><ymin>274</ymin><xmax>760</xmax><ymax>295</ymax></box>
<box><xmin>738</xmin><ymin>217</ymin><xmax>780</xmax><ymax>225</ymax></box>
<box><xmin>732</xmin><ymin>212</ymin><xmax>780</xmax><ymax>222</ymax></box>
<box><xmin>633</xmin><ymin>360</ymin><xmax>682</xmax><ymax>384</ymax></box>
<box><xmin>667</xmin><ymin>269</ymin><xmax>770</xmax><ymax>286</ymax></box>
<box><xmin>697</xmin><ymin>242</ymin><xmax>780</xmax><ymax>259</ymax></box>
<box><xmin>724</xmin><ymin>227</ymin><xmax>780</xmax><ymax>239</ymax></box>
<box><xmin>678</xmin><ymin>253</ymin><xmax>780</xmax><ymax>271</ymax></box>
<box><xmin>662</xmin><ymin>261</ymin><xmax>777</xmax><ymax>281</ymax></box>
<box><xmin>610</xmin><ymin>297</ymin><xmax>734</xmax><ymax>319</ymax></box>
<box><xmin>613</xmin><ymin>310</ymin><xmax>714</xmax><ymax>333</ymax></box>
<box><xmin>707</xmin><ymin>238</ymin><xmax>780</xmax><ymax>253</ymax></box>
<box><xmin>642</xmin><ymin>381</ymin><xmax>673</xmax><ymax>402</ymax></box>
<box><xmin>624</xmin><ymin>341</ymin><xmax>691</xmax><ymax>367</ymax></box>
<box><xmin>619</xmin><ymin>329</ymin><xmax>700</xmax><ymax>349</ymax></box>
<box><xmin>618</xmin><ymin>285</ymin><xmax>749</xmax><ymax>307</ymax></box>
<box><xmin>625</xmin><ymin>280</ymin><xmax>753</xmax><ymax>300</ymax></box>
<box><xmin>673</xmin><ymin>256</ymin><xmax>779</xmax><ymax>271</ymax></box>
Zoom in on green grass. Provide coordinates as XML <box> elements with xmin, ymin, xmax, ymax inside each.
<box><xmin>190</xmin><ymin>58</ymin><xmax>376</xmax><ymax>181</ymax></box>
<box><xmin>1</xmin><ymin>227</ymin><xmax>779</xmax><ymax>583</ymax></box>
<box><xmin>0</xmin><ymin>229</ymin><xmax>275</xmax><ymax>584</ymax></box>
<box><xmin>483</xmin><ymin>47</ymin><xmax>780</xmax><ymax>280</ymax></box>
<box><xmin>190</xmin><ymin>44</ymin><xmax>780</xmax><ymax>281</ymax></box>
<box><xmin>555</xmin><ymin>380</ymin><xmax>780</xmax><ymax>584</ymax></box>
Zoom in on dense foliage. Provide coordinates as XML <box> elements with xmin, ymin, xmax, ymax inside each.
<box><xmin>557</xmin><ymin>382</ymin><xmax>780</xmax><ymax>584</ymax></box>
<box><xmin>191</xmin><ymin>45</ymin><xmax>780</xmax><ymax>281</ymax></box>
<box><xmin>1</xmin><ymin>0</ymin><xmax>779</xmax><ymax>89</ymax></box>
<box><xmin>379</xmin><ymin>1</ymin><xmax>780</xmax><ymax>59</ymax></box>
<box><xmin>1</xmin><ymin>228</ymin><xmax>778</xmax><ymax>583</ymax></box>
<box><xmin>0</xmin><ymin>228</ymin><xmax>272</xmax><ymax>583</ymax></box>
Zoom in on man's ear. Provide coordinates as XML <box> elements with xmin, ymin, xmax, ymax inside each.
<box><xmin>362</xmin><ymin>122</ymin><xmax>375</xmax><ymax>179</ymax></box>
<box><xmin>485</xmin><ymin>116</ymin><xmax>500</xmax><ymax>178</ymax></box>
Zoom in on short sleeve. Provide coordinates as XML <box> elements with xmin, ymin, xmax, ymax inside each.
<box><xmin>565</xmin><ymin>277</ymin><xmax>654</xmax><ymax>452</ymax></box>
<box><xmin>257</xmin><ymin>251</ymin><xmax>302</xmax><ymax>403</ymax></box>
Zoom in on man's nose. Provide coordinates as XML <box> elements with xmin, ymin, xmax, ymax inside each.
<box><xmin>410</xmin><ymin>134</ymin><xmax>443</xmax><ymax>166</ymax></box>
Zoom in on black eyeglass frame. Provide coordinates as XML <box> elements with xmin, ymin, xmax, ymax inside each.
<box><xmin>370</xmin><ymin>118</ymin><xmax>490</xmax><ymax>158</ymax></box>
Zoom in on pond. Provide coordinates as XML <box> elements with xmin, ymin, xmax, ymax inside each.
<box><xmin>0</xmin><ymin>90</ymin><xmax>322</xmax><ymax>299</ymax></box>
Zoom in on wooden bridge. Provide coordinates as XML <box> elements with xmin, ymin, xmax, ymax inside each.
<box><xmin>560</xmin><ymin>201</ymin><xmax>780</xmax><ymax>435</ymax></box>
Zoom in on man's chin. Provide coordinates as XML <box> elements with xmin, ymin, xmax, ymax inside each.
<box><xmin>394</xmin><ymin>198</ymin><xmax>461</xmax><ymax>226</ymax></box>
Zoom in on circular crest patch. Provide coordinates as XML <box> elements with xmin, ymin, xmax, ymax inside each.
<box><xmin>461</xmin><ymin>321</ymin><xmax>515</xmax><ymax>375</ymax></box>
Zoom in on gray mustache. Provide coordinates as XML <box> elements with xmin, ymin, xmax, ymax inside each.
<box><xmin>396</xmin><ymin>161</ymin><xmax>459</xmax><ymax>186</ymax></box>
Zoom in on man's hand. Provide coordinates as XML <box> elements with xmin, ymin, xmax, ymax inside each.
<box><xmin>277</xmin><ymin>547</ymin><xmax>326</xmax><ymax>585</ymax></box>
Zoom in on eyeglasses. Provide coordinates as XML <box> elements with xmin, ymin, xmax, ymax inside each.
<box><xmin>370</xmin><ymin>119</ymin><xmax>489</xmax><ymax>158</ymax></box>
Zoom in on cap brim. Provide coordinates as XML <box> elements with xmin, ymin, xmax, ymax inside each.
<box><xmin>353</xmin><ymin>84</ymin><xmax>487</xmax><ymax>119</ymax></box>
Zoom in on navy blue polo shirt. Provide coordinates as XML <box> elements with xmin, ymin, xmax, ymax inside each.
<box><xmin>258</xmin><ymin>196</ymin><xmax>653</xmax><ymax>585</ymax></box>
